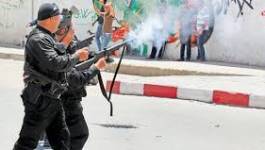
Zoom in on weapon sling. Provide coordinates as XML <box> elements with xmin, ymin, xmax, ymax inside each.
<box><xmin>97</xmin><ymin>46</ymin><xmax>126</xmax><ymax>116</ymax></box>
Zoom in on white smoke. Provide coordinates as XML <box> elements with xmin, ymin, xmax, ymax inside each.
<box><xmin>127</xmin><ymin>3</ymin><xmax>180</xmax><ymax>50</ymax></box>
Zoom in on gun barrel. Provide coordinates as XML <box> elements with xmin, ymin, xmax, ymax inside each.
<box><xmin>75</xmin><ymin>39</ymin><xmax>133</xmax><ymax>71</ymax></box>
<box><xmin>103</xmin><ymin>39</ymin><xmax>131</xmax><ymax>52</ymax></box>
<box><xmin>75</xmin><ymin>34</ymin><xmax>96</xmax><ymax>49</ymax></box>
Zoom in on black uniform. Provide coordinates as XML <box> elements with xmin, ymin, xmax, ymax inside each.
<box><xmin>13</xmin><ymin>25</ymin><xmax>79</xmax><ymax>150</ymax></box>
<box><xmin>61</xmin><ymin>41</ymin><xmax>99</xmax><ymax>150</ymax></box>
<box><xmin>38</xmin><ymin>66</ymin><xmax>99</xmax><ymax>150</ymax></box>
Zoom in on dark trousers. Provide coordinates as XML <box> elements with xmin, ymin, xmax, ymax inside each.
<box><xmin>180</xmin><ymin>36</ymin><xmax>191</xmax><ymax>60</ymax></box>
<box><xmin>197</xmin><ymin>30</ymin><xmax>210</xmax><ymax>61</ymax></box>
<box><xmin>13</xmin><ymin>95</ymin><xmax>70</xmax><ymax>150</ymax></box>
<box><xmin>149</xmin><ymin>42</ymin><xmax>167</xmax><ymax>59</ymax></box>
<box><xmin>63</xmin><ymin>99</ymin><xmax>89</xmax><ymax>150</ymax></box>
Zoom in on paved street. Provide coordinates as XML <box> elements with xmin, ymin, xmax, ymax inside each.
<box><xmin>1</xmin><ymin>59</ymin><xmax>265</xmax><ymax>150</ymax></box>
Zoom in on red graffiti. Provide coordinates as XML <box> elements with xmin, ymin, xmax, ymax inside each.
<box><xmin>167</xmin><ymin>34</ymin><xmax>178</xmax><ymax>44</ymax></box>
<box><xmin>112</xmin><ymin>22</ymin><xmax>130</xmax><ymax>42</ymax></box>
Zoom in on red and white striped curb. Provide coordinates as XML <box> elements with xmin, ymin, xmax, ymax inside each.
<box><xmin>106</xmin><ymin>80</ymin><xmax>265</xmax><ymax>109</ymax></box>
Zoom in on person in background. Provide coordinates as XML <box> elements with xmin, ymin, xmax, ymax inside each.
<box><xmin>196</xmin><ymin>0</ymin><xmax>210</xmax><ymax>61</ymax></box>
<box><xmin>178</xmin><ymin>0</ymin><xmax>197</xmax><ymax>61</ymax></box>
<box><xmin>93</xmin><ymin>0</ymin><xmax>107</xmax><ymax>51</ymax></box>
<box><xmin>149</xmin><ymin>0</ymin><xmax>168</xmax><ymax>59</ymax></box>
<box><xmin>102</xmin><ymin>1</ymin><xmax>115</xmax><ymax>50</ymax></box>
<box><xmin>149</xmin><ymin>42</ymin><xmax>167</xmax><ymax>59</ymax></box>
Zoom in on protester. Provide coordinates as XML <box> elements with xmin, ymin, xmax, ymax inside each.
<box><xmin>149</xmin><ymin>0</ymin><xmax>168</xmax><ymax>59</ymax></box>
<box><xmin>93</xmin><ymin>0</ymin><xmax>107</xmax><ymax>51</ymax></box>
<box><xmin>149</xmin><ymin>42</ymin><xmax>167</xmax><ymax>59</ymax></box>
<box><xmin>178</xmin><ymin>0</ymin><xmax>198</xmax><ymax>61</ymax></box>
<box><xmin>102</xmin><ymin>1</ymin><xmax>115</xmax><ymax>49</ymax></box>
<box><xmin>196</xmin><ymin>0</ymin><xmax>210</xmax><ymax>61</ymax></box>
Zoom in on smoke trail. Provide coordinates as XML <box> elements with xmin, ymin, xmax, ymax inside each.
<box><xmin>127</xmin><ymin>0</ymin><xmax>182</xmax><ymax>50</ymax></box>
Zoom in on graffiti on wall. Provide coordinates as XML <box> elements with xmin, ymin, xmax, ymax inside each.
<box><xmin>89</xmin><ymin>0</ymin><xmax>258</xmax><ymax>57</ymax></box>
<box><xmin>213</xmin><ymin>0</ymin><xmax>254</xmax><ymax>17</ymax></box>
<box><xmin>73</xmin><ymin>8</ymin><xmax>98</xmax><ymax>25</ymax></box>
<box><xmin>74</xmin><ymin>8</ymin><xmax>91</xmax><ymax>19</ymax></box>
<box><xmin>231</xmin><ymin>0</ymin><xmax>254</xmax><ymax>17</ymax></box>
<box><xmin>92</xmin><ymin>0</ymin><xmax>147</xmax><ymax>28</ymax></box>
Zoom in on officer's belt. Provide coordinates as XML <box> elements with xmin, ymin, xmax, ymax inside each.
<box><xmin>26</xmin><ymin>67</ymin><xmax>67</xmax><ymax>90</ymax></box>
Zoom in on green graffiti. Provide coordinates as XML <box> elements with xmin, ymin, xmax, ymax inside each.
<box><xmin>74</xmin><ymin>8</ymin><xmax>89</xmax><ymax>19</ymax></box>
<box><xmin>92</xmin><ymin>0</ymin><xmax>183</xmax><ymax>26</ymax></box>
<box><xmin>73</xmin><ymin>8</ymin><xmax>98</xmax><ymax>22</ymax></box>
<box><xmin>92</xmin><ymin>0</ymin><xmax>104</xmax><ymax>10</ymax></box>
<box><xmin>110</xmin><ymin>0</ymin><xmax>183</xmax><ymax>28</ymax></box>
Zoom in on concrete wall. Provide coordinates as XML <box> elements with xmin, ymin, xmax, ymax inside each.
<box><xmin>0</xmin><ymin>0</ymin><xmax>31</xmax><ymax>47</ymax></box>
<box><xmin>0</xmin><ymin>0</ymin><xmax>265</xmax><ymax>66</ymax></box>
<box><xmin>206</xmin><ymin>0</ymin><xmax>265</xmax><ymax>66</ymax></box>
<box><xmin>0</xmin><ymin>0</ymin><xmax>97</xmax><ymax>47</ymax></box>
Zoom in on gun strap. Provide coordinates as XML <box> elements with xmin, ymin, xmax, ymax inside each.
<box><xmin>98</xmin><ymin>72</ymin><xmax>113</xmax><ymax>116</ymax></box>
<box><xmin>97</xmin><ymin>45</ymin><xmax>126</xmax><ymax>116</ymax></box>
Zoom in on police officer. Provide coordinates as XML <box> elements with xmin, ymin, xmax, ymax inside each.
<box><xmin>36</xmin><ymin>14</ymin><xmax>107</xmax><ymax>149</ymax></box>
<box><xmin>13</xmin><ymin>3</ymin><xmax>89</xmax><ymax>150</ymax></box>
<box><xmin>57</xmin><ymin>23</ymin><xmax>107</xmax><ymax>149</ymax></box>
